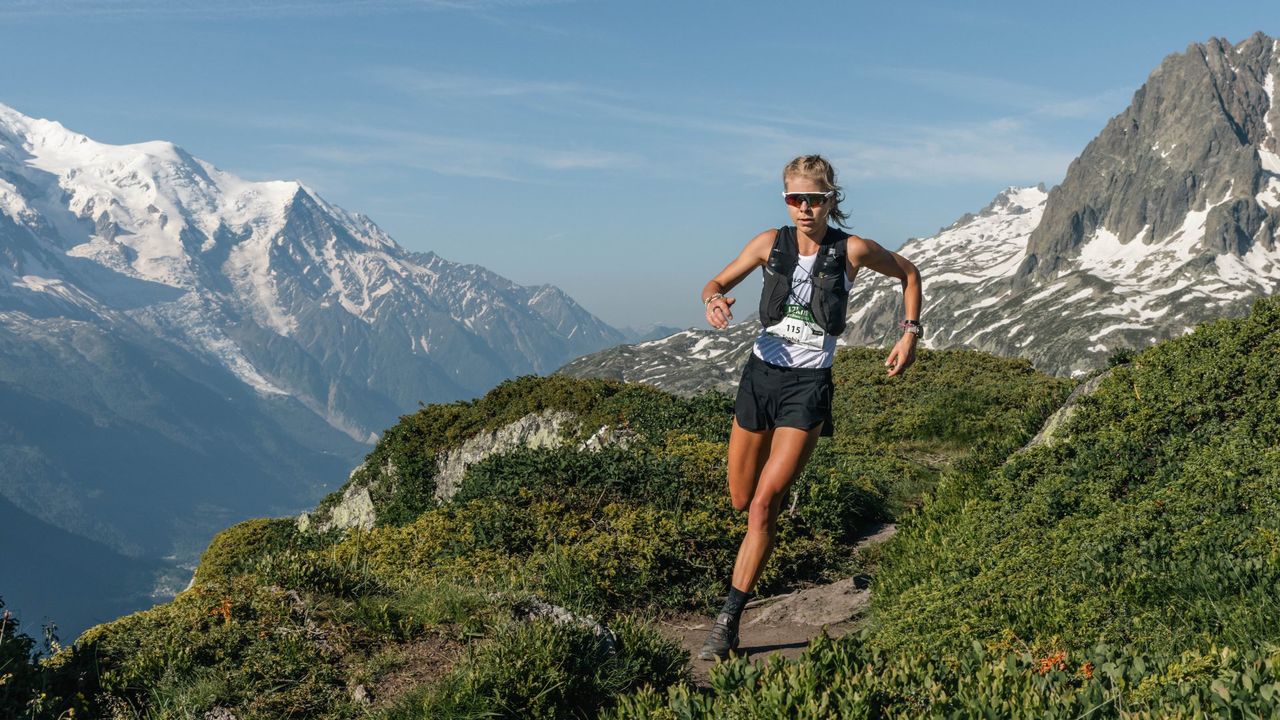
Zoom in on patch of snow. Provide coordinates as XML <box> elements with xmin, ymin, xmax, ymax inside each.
<box><xmin>964</xmin><ymin>315</ymin><xmax>1018</xmax><ymax>345</ymax></box>
<box><xmin>9</xmin><ymin>275</ymin><xmax>96</xmax><ymax>308</ymax></box>
<box><xmin>1060</xmin><ymin>288</ymin><xmax>1093</xmax><ymax>304</ymax></box>
<box><xmin>1023</xmin><ymin>281</ymin><xmax>1066</xmax><ymax>305</ymax></box>
<box><xmin>962</xmin><ymin>294</ymin><xmax>1005</xmax><ymax>312</ymax></box>
<box><xmin>1088</xmin><ymin>322</ymin><xmax>1147</xmax><ymax>342</ymax></box>
<box><xmin>1078</xmin><ymin>196</ymin><xmax>1225</xmax><ymax>291</ymax></box>
<box><xmin>1262</xmin><ymin>69</ymin><xmax>1280</xmax><ymax>173</ymax></box>
<box><xmin>1004</xmin><ymin>185</ymin><xmax>1049</xmax><ymax>210</ymax></box>
<box><xmin>639</xmin><ymin>329</ymin><xmax>695</xmax><ymax>348</ymax></box>
<box><xmin>1258</xmin><ymin>177</ymin><xmax>1280</xmax><ymax>209</ymax></box>
<box><xmin>688</xmin><ymin>335</ymin><xmax>717</xmax><ymax>358</ymax></box>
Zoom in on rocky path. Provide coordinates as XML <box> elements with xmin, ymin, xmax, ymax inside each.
<box><xmin>657</xmin><ymin>522</ymin><xmax>898</xmax><ymax>684</ymax></box>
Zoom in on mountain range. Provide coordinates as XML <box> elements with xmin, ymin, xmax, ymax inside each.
<box><xmin>561</xmin><ymin>32</ymin><xmax>1280</xmax><ymax>388</ymax></box>
<box><xmin>0</xmin><ymin>103</ymin><xmax>624</xmax><ymax>635</ymax></box>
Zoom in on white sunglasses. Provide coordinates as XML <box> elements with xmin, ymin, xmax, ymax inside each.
<box><xmin>782</xmin><ymin>191</ymin><xmax>835</xmax><ymax>208</ymax></box>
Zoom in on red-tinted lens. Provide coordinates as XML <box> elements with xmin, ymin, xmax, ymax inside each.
<box><xmin>784</xmin><ymin>193</ymin><xmax>828</xmax><ymax>208</ymax></box>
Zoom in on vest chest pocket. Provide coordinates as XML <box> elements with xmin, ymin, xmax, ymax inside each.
<box><xmin>759</xmin><ymin>265</ymin><xmax>791</xmax><ymax>326</ymax></box>
<box><xmin>810</xmin><ymin>272</ymin><xmax>848</xmax><ymax>336</ymax></box>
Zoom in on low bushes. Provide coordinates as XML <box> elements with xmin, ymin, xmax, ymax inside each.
<box><xmin>617</xmin><ymin>298</ymin><xmax>1280</xmax><ymax>717</ymax></box>
<box><xmin>872</xmin><ymin>297</ymin><xmax>1280</xmax><ymax>660</ymax></box>
<box><xmin>39</xmin><ymin>345</ymin><xmax>1071</xmax><ymax>718</ymax></box>
<box><xmin>611</xmin><ymin>632</ymin><xmax>1280</xmax><ymax>719</ymax></box>
<box><xmin>388</xmin><ymin>617</ymin><xmax>687</xmax><ymax>720</ymax></box>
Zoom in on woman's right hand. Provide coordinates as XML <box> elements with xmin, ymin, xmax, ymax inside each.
<box><xmin>706</xmin><ymin>295</ymin><xmax>735</xmax><ymax>329</ymax></box>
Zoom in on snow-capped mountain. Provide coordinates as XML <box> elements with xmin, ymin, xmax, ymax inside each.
<box><xmin>0</xmin><ymin>104</ymin><xmax>623</xmax><ymax>439</ymax></box>
<box><xmin>0</xmin><ymin>103</ymin><xmax>623</xmax><ymax>633</ymax></box>
<box><xmin>561</xmin><ymin>32</ymin><xmax>1280</xmax><ymax>389</ymax></box>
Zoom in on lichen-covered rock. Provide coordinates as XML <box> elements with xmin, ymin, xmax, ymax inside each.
<box><xmin>432</xmin><ymin>410</ymin><xmax>576</xmax><ymax>502</ymax></box>
<box><xmin>296</xmin><ymin>466</ymin><xmax>377</xmax><ymax>532</ymax></box>
<box><xmin>512</xmin><ymin>596</ymin><xmax>618</xmax><ymax>655</ymax></box>
<box><xmin>1022</xmin><ymin>368</ymin><xmax>1113</xmax><ymax>451</ymax></box>
<box><xmin>578</xmin><ymin>423</ymin><xmax>638</xmax><ymax>452</ymax></box>
<box><xmin>324</xmin><ymin>485</ymin><xmax>376</xmax><ymax>532</ymax></box>
<box><xmin>300</xmin><ymin>409</ymin><xmax>605</xmax><ymax>530</ymax></box>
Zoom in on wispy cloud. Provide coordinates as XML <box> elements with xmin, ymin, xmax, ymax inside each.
<box><xmin>829</xmin><ymin>123</ymin><xmax>1078</xmax><ymax>185</ymax></box>
<box><xmin>536</xmin><ymin>88</ymin><xmax>1080</xmax><ymax>185</ymax></box>
<box><xmin>361</xmin><ymin>66</ymin><xmax>586</xmax><ymax>99</ymax></box>
<box><xmin>265</xmin><ymin>123</ymin><xmax>641</xmax><ymax>182</ymax></box>
<box><xmin>1030</xmin><ymin>88</ymin><xmax>1133</xmax><ymax>119</ymax></box>
<box><xmin>858</xmin><ymin>64</ymin><xmax>1132</xmax><ymax>120</ymax></box>
<box><xmin>343</xmin><ymin>62</ymin><xmax>1083</xmax><ymax>184</ymax></box>
<box><xmin>147</xmin><ymin>63</ymin><xmax>1093</xmax><ymax>188</ymax></box>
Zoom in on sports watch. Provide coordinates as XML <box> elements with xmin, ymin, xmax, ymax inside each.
<box><xmin>899</xmin><ymin>320</ymin><xmax>924</xmax><ymax>339</ymax></box>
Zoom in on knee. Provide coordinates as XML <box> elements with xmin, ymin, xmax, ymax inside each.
<box><xmin>730</xmin><ymin>493</ymin><xmax>750</xmax><ymax>513</ymax></box>
<box><xmin>747</xmin><ymin>495</ymin><xmax>780</xmax><ymax>534</ymax></box>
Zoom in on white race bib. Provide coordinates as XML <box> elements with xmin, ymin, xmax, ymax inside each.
<box><xmin>765</xmin><ymin>315</ymin><xmax>826</xmax><ymax>349</ymax></box>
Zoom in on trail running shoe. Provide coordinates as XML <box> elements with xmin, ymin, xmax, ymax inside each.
<box><xmin>697</xmin><ymin>612</ymin><xmax>740</xmax><ymax>661</ymax></box>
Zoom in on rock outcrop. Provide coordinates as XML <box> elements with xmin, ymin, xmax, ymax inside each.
<box><xmin>298</xmin><ymin>409</ymin><xmax>638</xmax><ymax>531</ymax></box>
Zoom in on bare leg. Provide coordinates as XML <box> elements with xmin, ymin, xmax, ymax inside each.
<box><xmin>727</xmin><ymin>418</ymin><xmax>772</xmax><ymax>512</ymax></box>
<box><xmin>730</xmin><ymin>425</ymin><xmax>822</xmax><ymax>593</ymax></box>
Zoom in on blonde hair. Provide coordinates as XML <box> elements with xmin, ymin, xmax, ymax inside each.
<box><xmin>783</xmin><ymin>154</ymin><xmax>850</xmax><ymax>228</ymax></box>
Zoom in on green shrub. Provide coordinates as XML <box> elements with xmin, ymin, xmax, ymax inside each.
<box><xmin>193</xmin><ymin>517</ymin><xmax>312</xmax><ymax>586</ymax></box>
<box><xmin>389</xmin><ymin>616</ymin><xmax>687</xmax><ymax>720</ymax></box>
<box><xmin>249</xmin><ymin>547</ymin><xmax>389</xmax><ymax>598</ymax></box>
<box><xmin>0</xmin><ymin>599</ymin><xmax>41</xmax><ymax>719</ymax></box>
<box><xmin>345</xmin><ymin>582</ymin><xmax>493</xmax><ymax>642</ymax></box>
<box><xmin>830</xmin><ymin>347</ymin><xmax>1071</xmax><ymax>453</ymax></box>
<box><xmin>0</xmin><ymin>598</ymin><xmax>96</xmax><ymax>720</ymax></box>
<box><xmin>77</xmin><ymin>577</ymin><xmax>354</xmax><ymax>719</ymax></box>
<box><xmin>318</xmin><ymin>377</ymin><xmax>735</xmax><ymax>530</ymax></box>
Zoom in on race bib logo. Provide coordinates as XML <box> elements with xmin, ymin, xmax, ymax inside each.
<box><xmin>784</xmin><ymin>303</ymin><xmax>817</xmax><ymax>325</ymax></box>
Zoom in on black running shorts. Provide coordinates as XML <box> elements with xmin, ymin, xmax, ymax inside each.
<box><xmin>734</xmin><ymin>354</ymin><xmax>834</xmax><ymax>437</ymax></box>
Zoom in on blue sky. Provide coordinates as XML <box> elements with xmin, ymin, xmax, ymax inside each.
<box><xmin>2</xmin><ymin>0</ymin><xmax>1277</xmax><ymax>329</ymax></box>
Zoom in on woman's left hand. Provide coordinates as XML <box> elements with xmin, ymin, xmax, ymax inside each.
<box><xmin>884</xmin><ymin>335</ymin><xmax>917</xmax><ymax>377</ymax></box>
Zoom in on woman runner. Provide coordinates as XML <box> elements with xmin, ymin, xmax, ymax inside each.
<box><xmin>697</xmin><ymin>155</ymin><xmax>923</xmax><ymax>660</ymax></box>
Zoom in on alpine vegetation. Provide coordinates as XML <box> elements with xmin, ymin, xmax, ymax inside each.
<box><xmin>4</xmin><ymin>347</ymin><xmax>1069</xmax><ymax>718</ymax></box>
<box><xmin>9</xmin><ymin>286</ymin><xmax>1279</xmax><ymax>718</ymax></box>
<box><xmin>615</xmin><ymin>295</ymin><xmax>1280</xmax><ymax>717</ymax></box>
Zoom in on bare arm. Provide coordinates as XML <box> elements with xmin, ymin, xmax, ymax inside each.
<box><xmin>702</xmin><ymin>230</ymin><xmax>776</xmax><ymax>330</ymax></box>
<box><xmin>847</xmin><ymin>235</ymin><xmax>924</xmax><ymax>376</ymax></box>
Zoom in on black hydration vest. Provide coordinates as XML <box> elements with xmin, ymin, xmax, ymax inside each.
<box><xmin>758</xmin><ymin>225</ymin><xmax>850</xmax><ymax>336</ymax></box>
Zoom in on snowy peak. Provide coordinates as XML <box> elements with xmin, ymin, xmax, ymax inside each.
<box><xmin>0</xmin><ymin>101</ymin><xmax>624</xmax><ymax>440</ymax></box>
<box><xmin>1021</xmin><ymin>33</ymin><xmax>1280</xmax><ymax>282</ymax></box>
<box><xmin>942</xmin><ymin>184</ymin><xmax>1047</xmax><ymax>235</ymax></box>
<box><xmin>902</xmin><ymin>185</ymin><xmax>1047</xmax><ymax>282</ymax></box>
<box><xmin>868</xmin><ymin>30</ymin><xmax>1280</xmax><ymax>375</ymax></box>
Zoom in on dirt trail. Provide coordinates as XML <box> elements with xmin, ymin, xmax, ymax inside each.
<box><xmin>657</xmin><ymin>522</ymin><xmax>897</xmax><ymax>685</ymax></box>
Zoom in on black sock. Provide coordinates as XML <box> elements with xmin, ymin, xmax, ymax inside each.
<box><xmin>718</xmin><ymin>585</ymin><xmax>752</xmax><ymax>625</ymax></box>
